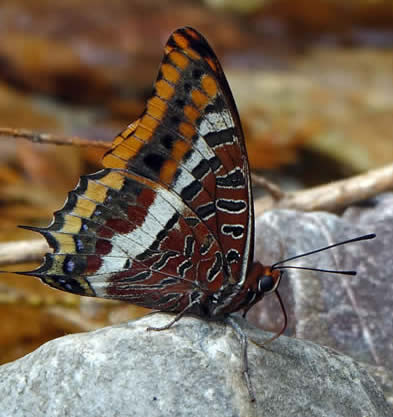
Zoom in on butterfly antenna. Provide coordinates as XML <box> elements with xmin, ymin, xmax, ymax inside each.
<box><xmin>273</xmin><ymin>266</ymin><xmax>357</xmax><ymax>275</ymax></box>
<box><xmin>271</xmin><ymin>233</ymin><xmax>376</xmax><ymax>273</ymax></box>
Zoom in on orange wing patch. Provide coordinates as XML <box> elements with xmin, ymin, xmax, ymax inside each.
<box><xmin>161</xmin><ymin>63</ymin><xmax>180</xmax><ymax>84</ymax></box>
<box><xmin>184</xmin><ymin>105</ymin><xmax>200</xmax><ymax>123</ymax></box>
<box><xmin>168</xmin><ymin>50</ymin><xmax>189</xmax><ymax>70</ymax></box>
<box><xmin>172</xmin><ymin>139</ymin><xmax>190</xmax><ymax>161</ymax></box>
<box><xmin>102</xmin><ymin>120</ymin><xmax>139</xmax><ymax>169</ymax></box>
<box><xmin>155</xmin><ymin>79</ymin><xmax>175</xmax><ymax>101</ymax></box>
<box><xmin>201</xmin><ymin>75</ymin><xmax>217</xmax><ymax>98</ymax></box>
<box><xmin>160</xmin><ymin>159</ymin><xmax>178</xmax><ymax>184</ymax></box>
<box><xmin>147</xmin><ymin>97</ymin><xmax>168</xmax><ymax>120</ymax></box>
<box><xmin>179</xmin><ymin>122</ymin><xmax>196</xmax><ymax>140</ymax></box>
<box><xmin>192</xmin><ymin>89</ymin><xmax>209</xmax><ymax>109</ymax></box>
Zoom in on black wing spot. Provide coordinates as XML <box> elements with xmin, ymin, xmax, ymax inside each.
<box><xmin>204</xmin><ymin>128</ymin><xmax>235</xmax><ymax>148</ymax></box>
<box><xmin>226</xmin><ymin>249</ymin><xmax>241</xmax><ymax>264</ymax></box>
<box><xmin>175</xmin><ymin>98</ymin><xmax>186</xmax><ymax>107</ymax></box>
<box><xmin>196</xmin><ymin>202</ymin><xmax>215</xmax><ymax>221</ymax></box>
<box><xmin>178</xmin><ymin>259</ymin><xmax>193</xmax><ymax>277</ymax></box>
<box><xmin>221</xmin><ymin>225</ymin><xmax>244</xmax><ymax>239</ymax></box>
<box><xmin>144</xmin><ymin>153</ymin><xmax>165</xmax><ymax>173</ymax></box>
<box><xmin>185</xmin><ymin>217</ymin><xmax>199</xmax><ymax>227</ymax></box>
<box><xmin>216</xmin><ymin>169</ymin><xmax>245</xmax><ymax>188</ymax></box>
<box><xmin>192</xmin><ymin>159</ymin><xmax>210</xmax><ymax>180</ymax></box>
<box><xmin>216</xmin><ymin>199</ymin><xmax>247</xmax><ymax>213</ymax></box>
<box><xmin>126</xmin><ymin>271</ymin><xmax>152</xmax><ymax>283</ymax></box>
<box><xmin>207</xmin><ymin>252</ymin><xmax>223</xmax><ymax>282</ymax></box>
<box><xmin>162</xmin><ymin>134</ymin><xmax>174</xmax><ymax>150</ymax></box>
<box><xmin>181</xmin><ymin>180</ymin><xmax>202</xmax><ymax>202</ymax></box>
<box><xmin>153</xmin><ymin>251</ymin><xmax>177</xmax><ymax>270</ymax></box>
<box><xmin>192</xmin><ymin>68</ymin><xmax>203</xmax><ymax>79</ymax></box>
<box><xmin>184</xmin><ymin>82</ymin><xmax>192</xmax><ymax>93</ymax></box>
<box><xmin>184</xmin><ymin>235</ymin><xmax>195</xmax><ymax>258</ymax></box>
<box><xmin>170</xmin><ymin>115</ymin><xmax>181</xmax><ymax>125</ymax></box>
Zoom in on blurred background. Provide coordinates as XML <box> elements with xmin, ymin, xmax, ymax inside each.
<box><xmin>0</xmin><ymin>0</ymin><xmax>392</xmax><ymax>365</ymax></box>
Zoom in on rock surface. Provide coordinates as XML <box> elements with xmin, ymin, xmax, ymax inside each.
<box><xmin>249</xmin><ymin>193</ymin><xmax>393</xmax><ymax>404</ymax></box>
<box><xmin>0</xmin><ymin>314</ymin><xmax>390</xmax><ymax>417</ymax></box>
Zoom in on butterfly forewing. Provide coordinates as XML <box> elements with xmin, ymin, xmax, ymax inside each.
<box><xmin>23</xmin><ymin>27</ymin><xmax>254</xmax><ymax>316</ymax></box>
<box><xmin>104</xmin><ymin>28</ymin><xmax>254</xmax><ymax>286</ymax></box>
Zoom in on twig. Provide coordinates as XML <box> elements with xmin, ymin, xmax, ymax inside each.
<box><xmin>0</xmin><ymin>239</ymin><xmax>50</xmax><ymax>266</ymax></box>
<box><xmin>0</xmin><ymin>127</ymin><xmax>110</xmax><ymax>148</ymax></box>
<box><xmin>254</xmin><ymin>162</ymin><xmax>393</xmax><ymax>215</ymax></box>
<box><xmin>251</xmin><ymin>173</ymin><xmax>284</xmax><ymax>200</ymax></box>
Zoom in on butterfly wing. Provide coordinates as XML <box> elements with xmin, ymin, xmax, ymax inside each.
<box><xmin>22</xmin><ymin>27</ymin><xmax>254</xmax><ymax>315</ymax></box>
<box><xmin>104</xmin><ymin>27</ymin><xmax>255</xmax><ymax>288</ymax></box>
<box><xmin>23</xmin><ymin>168</ymin><xmax>223</xmax><ymax>312</ymax></box>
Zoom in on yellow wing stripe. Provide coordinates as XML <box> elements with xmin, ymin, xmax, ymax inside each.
<box><xmin>84</xmin><ymin>181</ymin><xmax>108</xmax><ymax>203</ymax></box>
<box><xmin>73</xmin><ymin>197</ymin><xmax>97</xmax><ymax>218</ymax></box>
<box><xmin>99</xmin><ymin>171</ymin><xmax>125</xmax><ymax>190</ymax></box>
<box><xmin>62</xmin><ymin>215</ymin><xmax>82</xmax><ymax>234</ymax></box>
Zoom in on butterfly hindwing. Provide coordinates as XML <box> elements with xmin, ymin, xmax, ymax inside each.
<box><xmin>24</xmin><ymin>166</ymin><xmax>228</xmax><ymax>311</ymax></box>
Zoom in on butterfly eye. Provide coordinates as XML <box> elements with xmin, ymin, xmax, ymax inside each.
<box><xmin>257</xmin><ymin>275</ymin><xmax>276</xmax><ymax>293</ymax></box>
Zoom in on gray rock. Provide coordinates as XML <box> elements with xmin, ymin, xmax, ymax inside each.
<box><xmin>0</xmin><ymin>314</ymin><xmax>390</xmax><ymax>417</ymax></box>
<box><xmin>248</xmin><ymin>193</ymin><xmax>393</xmax><ymax>404</ymax></box>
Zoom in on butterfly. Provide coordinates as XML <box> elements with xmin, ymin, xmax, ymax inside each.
<box><xmin>20</xmin><ymin>27</ymin><xmax>375</xmax><ymax>401</ymax></box>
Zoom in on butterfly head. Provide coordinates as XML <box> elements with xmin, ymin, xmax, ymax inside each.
<box><xmin>256</xmin><ymin>266</ymin><xmax>282</xmax><ymax>296</ymax></box>
<box><xmin>243</xmin><ymin>262</ymin><xmax>283</xmax><ymax>305</ymax></box>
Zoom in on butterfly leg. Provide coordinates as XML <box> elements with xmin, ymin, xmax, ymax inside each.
<box><xmin>146</xmin><ymin>299</ymin><xmax>200</xmax><ymax>332</ymax></box>
<box><xmin>225</xmin><ymin>316</ymin><xmax>256</xmax><ymax>402</ymax></box>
